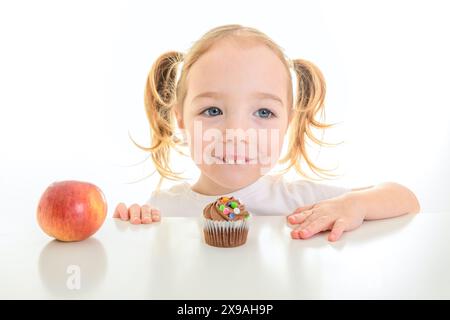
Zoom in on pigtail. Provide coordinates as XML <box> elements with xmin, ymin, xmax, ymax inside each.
<box><xmin>130</xmin><ymin>51</ymin><xmax>187</xmax><ymax>190</ymax></box>
<box><xmin>279</xmin><ymin>58</ymin><xmax>339</xmax><ymax>179</ymax></box>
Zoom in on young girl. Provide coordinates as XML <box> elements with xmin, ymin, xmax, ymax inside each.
<box><xmin>113</xmin><ymin>24</ymin><xmax>420</xmax><ymax>242</ymax></box>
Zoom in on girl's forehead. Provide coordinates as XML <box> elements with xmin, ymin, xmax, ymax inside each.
<box><xmin>186</xmin><ymin>40</ymin><xmax>290</xmax><ymax>104</ymax></box>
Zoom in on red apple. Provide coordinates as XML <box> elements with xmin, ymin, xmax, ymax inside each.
<box><xmin>37</xmin><ymin>180</ymin><xmax>107</xmax><ymax>242</ymax></box>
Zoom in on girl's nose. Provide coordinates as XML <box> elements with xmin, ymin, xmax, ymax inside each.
<box><xmin>219</xmin><ymin>116</ymin><xmax>248</xmax><ymax>142</ymax></box>
<box><xmin>221</xmin><ymin>110</ymin><xmax>251</xmax><ymax>132</ymax></box>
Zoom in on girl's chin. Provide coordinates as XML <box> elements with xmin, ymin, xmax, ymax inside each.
<box><xmin>208</xmin><ymin>172</ymin><xmax>261</xmax><ymax>190</ymax></box>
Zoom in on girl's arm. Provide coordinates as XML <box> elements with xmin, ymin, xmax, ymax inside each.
<box><xmin>288</xmin><ymin>182</ymin><xmax>421</xmax><ymax>241</ymax></box>
<box><xmin>346</xmin><ymin>182</ymin><xmax>421</xmax><ymax>220</ymax></box>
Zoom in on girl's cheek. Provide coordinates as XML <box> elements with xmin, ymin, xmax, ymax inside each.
<box><xmin>184</xmin><ymin>121</ymin><xmax>222</xmax><ymax>164</ymax></box>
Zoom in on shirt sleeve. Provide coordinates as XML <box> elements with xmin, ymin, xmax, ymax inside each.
<box><xmin>143</xmin><ymin>182</ymin><xmax>196</xmax><ymax>217</ymax></box>
<box><xmin>313</xmin><ymin>182</ymin><xmax>351</xmax><ymax>203</ymax></box>
<box><xmin>287</xmin><ymin>179</ymin><xmax>351</xmax><ymax>206</ymax></box>
<box><xmin>145</xmin><ymin>190</ymin><xmax>161</xmax><ymax>210</ymax></box>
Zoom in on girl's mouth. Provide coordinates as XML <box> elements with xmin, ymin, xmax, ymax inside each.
<box><xmin>213</xmin><ymin>155</ymin><xmax>254</xmax><ymax>165</ymax></box>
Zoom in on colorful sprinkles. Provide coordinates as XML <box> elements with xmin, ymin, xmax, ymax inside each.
<box><xmin>216</xmin><ymin>196</ymin><xmax>250</xmax><ymax>220</ymax></box>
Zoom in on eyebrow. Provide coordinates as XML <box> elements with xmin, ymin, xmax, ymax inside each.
<box><xmin>192</xmin><ymin>91</ymin><xmax>284</xmax><ymax>105</ymax></box>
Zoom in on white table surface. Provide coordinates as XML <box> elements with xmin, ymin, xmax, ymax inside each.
<box><xmin>1</xmin><ymin>213</ymin><xmax>449</xmax><ymax>299</ymax></box>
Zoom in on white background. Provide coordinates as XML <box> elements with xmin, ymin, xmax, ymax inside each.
<box><xmin>1</xmin><ymin>0</ymin><xmax>449</xmax><ymax>225</ymax></box>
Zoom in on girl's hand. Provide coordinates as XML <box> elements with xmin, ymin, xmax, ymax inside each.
<box><xmin>287</xmin><ymin>195</ymin><xmax>365</xmax><ymax>242</ymax></box>
<box><xmin>113</xmin><ymin>203</ymin><xmax>161</xmax><ymax>224</ymax></box>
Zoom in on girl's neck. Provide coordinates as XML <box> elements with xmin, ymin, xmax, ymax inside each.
<box><xmin>191</xmin><ymin>174</ymin><xmax>240</xmax><ymax>196</ymax></box>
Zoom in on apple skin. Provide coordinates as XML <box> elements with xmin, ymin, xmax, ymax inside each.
<box><xmin>37</xmin><ymin>180</ymin><xmax>107</xmax><ymax>242</ymax></box>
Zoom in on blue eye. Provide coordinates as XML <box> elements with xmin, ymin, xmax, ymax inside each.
<box><xmin>201</xmin><ymin>107</ymin><xmax>223</xmax><ymax>117</ymax></box>
<box><xmin>254</xmin><ymin>108</ymin><xmax>275</xmax><ymax>119</ymax></box>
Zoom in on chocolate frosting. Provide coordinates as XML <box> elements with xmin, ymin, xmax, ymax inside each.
<box><xmin>203</xmin><ymin>196</ymin><xmax>250</xmax><ymax>221</ymax></box>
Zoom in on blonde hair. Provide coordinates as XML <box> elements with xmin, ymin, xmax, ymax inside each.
<box><xmin>131</xmin><ymin>24</ymin><xmax>339</xmax><ymax>191</ymax></box>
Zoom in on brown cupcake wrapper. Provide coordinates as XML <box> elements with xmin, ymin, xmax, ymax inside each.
<box><xmin>203</xmin><ymin>219</ymin><xmax>249</xmax><ymax>248</ymax></box>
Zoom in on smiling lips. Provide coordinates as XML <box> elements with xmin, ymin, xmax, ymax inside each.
<box><xmin>213</xmin><ymin>154</ymin><xmax>255</xmax><ymax>165</ymax></box>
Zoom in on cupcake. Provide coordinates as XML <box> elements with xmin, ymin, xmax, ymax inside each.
<box><xmin>203</xmin><ymin>196</ymin><xmax>251</xmax><ymax>248</ymax></box>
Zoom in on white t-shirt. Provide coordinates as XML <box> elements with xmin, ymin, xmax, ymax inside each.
<box><xmin>146</xmin><ymin>174</ymin><xmax>351</xmax><ymax>217</ymax></box>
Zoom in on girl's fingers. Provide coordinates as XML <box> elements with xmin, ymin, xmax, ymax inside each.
<box><xmin>328</xmin><ymin>219</ymin><xmax>347</xmax><ymax>242</ymax></box>
<box><xmin>128</xmin><ymin>204</ymin><xmax>141</xmax><ymax>224</ymax></box>
<box><xmin>294</xmin><ymin>215</ymin><xmax>334</xmax><ymax>239</ymax></box>
<box><xmin>293</xmin><ymin>204</ymin><xmax>315</xmax><ymax>214</ymax></box>
<box><xmin>141</xmin><ymin>205</ymin><xmax>152</xmax><ymax>224</ymax></box>
<box><xmin>114</xmin><ymin>203</ymin><xmax>159</xmax><ymax>225</ymax></box>
<box><xmin>297</xmin><ymin>209</ymin><xmax>322</xmax><ymax>229</ymax></box>
<box><xmin>113</xmin><ymin>203</ymin><xmax>121</xmax><ymax>218</ymax></box>
<box><xmin>287</xmin><ymin>205</ymin><xmax>315</xmax><ymax>224</ymax></box>
<box><xmin>151</xmin><ymin>208</ymin><xmax>161</xmax><ymax>222</ymax></box>
<box><xmin>291</xmin><ymin>211</ymin><xmax>317</xmax><ymax>239</ymax></box>
<box><xmin>114</xmin><ymin>202</ymin><xmax>129</xmax><ymax>221</ymax></box>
